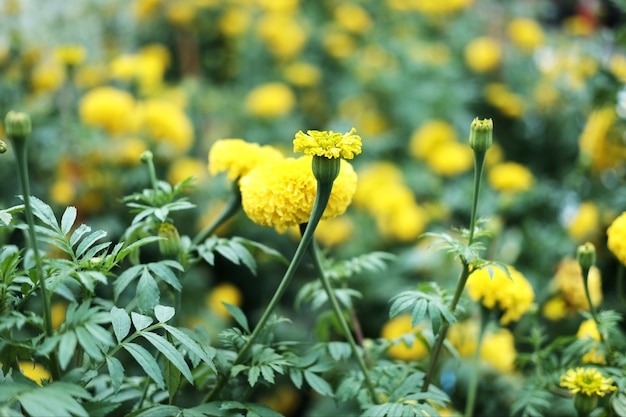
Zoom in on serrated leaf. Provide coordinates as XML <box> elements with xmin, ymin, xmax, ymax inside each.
<box><xmin>411</xmin><ymin>299</ymin><xmax>428</xmax><ymax>328</ymax></box>
<box><xmin>26</xmin><ymin>196</ymin><xmax>58</xmax><ymax>229</ymax></box>
<box><xmin>304</xmin><ymin>371</ymin><xmax>333</xmax><ymax>397</ymax></box>
<box><xmin>106</xmin><ymin>356</ymin><xmax>124</xmax><ymax>393</ymax></box>
<box><xmin>162</xmin><ymin>325</ymin><xmax>217</xmax><ymax>373</ymax></box>
<box><xmin>60</xmin><ymin>206</ymin><xmax>77</xmax><ymax>236</ymax></box>
<box><xmin>111</xmin><ymin>307</ymin><xmax>131</xmax><ymax>342</ymax></box>
<box><xmin>154</xmin><ymin>305</ymin><xmax>176</xmax><ymax>323</ymax></box>
<box><xmin>136</xmin><ymin>269</ymin><xmax>160</xmax><ymax>314</ymax></box>
<box><xmin>85</xmin><ymin>322</ymin><xmax>114</xmax><ymax>348</ymax></box>
<box><xmin>428</xmin><ymin>302</ymin><xmax>442</xmax><ymax>335</ymax></box>
<box><xmin>69</xmin><ymin>224</ymin><xmax>92</xmax><ymax>248</ymax></box>
<box><xmin>215</xmin><ymin>243</ymin><xmax>241</xmax><ymax>266</ymax></box>
<box><xmin>148</xmin><ymin>262</ymin><xmax>182</xmax><ymax>291</ymax></box>
<box><xmin>131</xmin><ymin>312</ymin><xmax>154</xmax><ymax>331</ymax></box>
<box><xmin>141</xmin><ymin>331</ymin><xmax>193</xmax><ymax>384</ymax></box>
<box><xmin>247</xmin><ymin>366</ymin><xmax>260</xmax><ymax>387</ymax></box>
<box><xmin>328</xmin><ymin>342</ymin><xmax>352</xmax><ymax>361</ymax></box>
<box><xmin>124</xmin><ymin>342</ymin><xmax>165</xmax><ymax>388</ymax></box>
<box><xmin>227</xmin><ymin>241</ymin><xmax>257</xmax><ymax>274</ymax></box>
<box><xmin>289</xmin><ymin>369</ymin><xmax>303</xmax><ymax>389</ymax></box>
<box><xmin>58</xmin><ymin>331</ymin><xmax>78</xmax><ymax>370</ymax></box>
<box><xmin>76</xmin><ymin>325</ymin><xmax>103</xmax><ymax>361</ymax></box>
<box><xmin>82</xmin><ymin>400</ymin><xmax>122</xmax><ymax>417</ymax></box>
<box><xmin>113</xmin><ymin>265</ymin><xmax>143</xmax><ymax>301</ymax></box>
<box><xmin>223</xmin><ymin>303</ymin><xmax>249</xmax><ymax>333</ymax></box>
<box><xmin>76</xmin><ymin>230</ymin><xmax>108</xmax><ymax>259</ymax></box>
<box><xmin>260</xmin><ymin>365</ymin><xmax>275</xmax><ymax>384</ymax></box>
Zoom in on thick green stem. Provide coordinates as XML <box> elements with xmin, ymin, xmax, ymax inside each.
<box><xmin>192</xmin><ymin>182</ymin><xmax>242</xmax><ymax>246</ymax></box>
<box><xmin>202</xmin><ymin>180</ymin><xmax>334</xmax><ymax>403</ymax></box>
<box><xmin>581</xmin><ymin>266</ymin><xmax>610</xmax><ymax>360</ymax></box>
<box><xmin>12</xmin><ymin>139</ymin><xmax>61</xmax><ymax>381</ymax></box>
<box><xmin>308</xmin><ymin>239</ymin><xmax>379</xmax><ymax>404</ymax></box>
<box><xmin>465</xmin><ymin>305</ymin><xmax>489</xmax><ymax>416</ymax></box>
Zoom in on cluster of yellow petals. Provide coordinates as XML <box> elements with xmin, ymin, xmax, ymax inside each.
<box><xmin>293</xmin><ymin>128</ymin><xmax>362</xmax><ymax>160</ymax></box>
<box><xmin>206</xmin><ymin>282</ymin><xmax>243</xmax><ymax>319</ymax></box>
<box><xmin>488</xmin><ymin>161</ymin><xmax>534</xmax><ymax>193</ymax></box>
<box><xmin>607</xmin><ymin>211</ymin><xmax>626</xmax><ymax>266</ymax></box>
<box><xmin>466</xmin><ymin>264</ymin><xmax>535</xmax><ymax>324</ymax></box>
<box><xmin>577</xmin><ymin>319</ymin><xmax>605</xmax><ymax>364</ymax></box>
<box><xmin>380</xmin><ymin>314</ymin><xmax>428</xmax><ymax>361</ymax></box>
<box><xmin>560</xmin><ymin>367</ymin><xmax>616</xmax><ymax>397</ymax></box>
<box><xmin>208</xmin><ymin>139</ymin><xmax>284</xmax><ymax>181</ymax></box>
<box><xmin>550</xmin><ymin>258</ymin><xmax>602</xmax><ymax>315</ymax></box>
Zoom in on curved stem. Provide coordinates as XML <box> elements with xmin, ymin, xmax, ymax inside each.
<box><xmin>192</xmin><ymin>182</ymin><xmax>241</xmax><ymax>246</ymax></box>
<box><xmin>308</xmin><ymin>239</ymin><xmax>379</xmax><ymax>403</ymax></box>
<box><xmin>12</xmin><ymin>139</ymin><xmax>61</xmax><ymax>381</ymax></box>
<box><xmin>465</xmin><ymin>306</ymin><xmax>489</xmax><ymax>416</ymax></box>
<box><xmin>202</xmin><ymin>181</ymin><xmax>334</xmax><ymax>403</ymax></box>
<box><xmin>581</xmin><ymin>266</ymin><xmax>610</xmax><ymax>360</ymax></box>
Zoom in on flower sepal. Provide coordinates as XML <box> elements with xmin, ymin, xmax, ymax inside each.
<box><xmin>312</xmin><ymin>155</ymin><xmax>341</xmax><ymax>184</ymax></box>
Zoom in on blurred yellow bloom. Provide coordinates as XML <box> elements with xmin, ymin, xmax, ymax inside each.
<box><xmin>484</xmin><ymin>83</ymin><xmax>525</xmax><ymax>118</ymax></box>
<box><xmin>132</xmin><ymin>0</ymin><xmax>163</xmax><ymax>20</ymax></box>
<box><xmin>208</xmin><ymin>138</ymin><xmax>284</xmax><ymax>181</ymax></box>
<box><xmin>609</xmin><ymin>54</ymin><xmax>626</xmax><ymax>83</ymax></box>
<box><xmin>578</xmin><ymin>107</ymin><xmax>625</xmax><ymax>172</ymax></box>
<box><xmin>533</xmin><ymin>79</ymin><xmax>560</xmax><ymax>109</ymax></box>
<box><xmin>508</xmin><ymin>18</ymin><xmax>544</xmax><ymax>51</ymax></box>
<box><xmin>219</xmin><ymin>7</ymin><xmax>253</xmax><ymax>37</ymax></box>
<box><xmin>425</xmin><ymin>141</ymin><xmax>474</xmax><ymax>176</ymax></box>
<box><xmin>405</xmin><ymin>0</ymin><xmax>473</xmax><ymax>15</ymax></box>
<box><xmin>110</xmin><ymin>46</ymin><xmax>169</xmax><ymax>94</ymax></box>
<box><xmin>378</xmin><ymin>202</ymin><xmax>428</xmax><ymax>242</ymax></box>
<box><xmin>51</xmin><ymin>302</ymin><xmax>68</xmax><ymax>330</ymax></box>
<box><xmin>74</xmin><ymin>64</ymin><xmax>107</xmax><ymax>89</ymax></box>
<box><xmin>323</xmin><ymin>29</ymin><xmax>356</xmax><ymax>59</ymax></box>
<box><xmin>257</xmin><ymin>384</ymin><xmax>301</xmax><ymax>416</ymax></box>
<box><xmin>464</xmin><ymin>37</ymin><xmax>501</xmax><ymax>73</ymax></box>
<box><xmin>206</xmin><ymin>282</ymin><xmax>243</xmax><ymax>318</ymax></box>
<box><xmin>567</xmin><ymin>201</ymin><xmax>600</xmax><ymax>242</ymax></box>
<box><xmin>245</xmin><ymin>82</ymin><xmax>296</xmax><ymax>118</ymax></box>
<box><xmin>19</xmin><ymin>362</ymin><xmax>51</xmax><ymax>386</ymax></box>
<box><xmin>79</xmin><ymin>86</ymin><xmax>138</xmax><ymax>135</ymax></box>
<box><xmin>293</xmin><ymin>128</ymin><xmax>362</xmax><ymax>159</ymax></box>
<box><xmin>50</xmin><ymin>179</ymin><xmax>76</xmax><ymax>206</ymax></box>
<box><xmin>167</xmin><ymin>157</ymin><xmax>206</xmax><ymax>185</ymax></box>
<box><xmin>315</xmin><ymin>217</ymin><xmax>354</xmax><ymax>247</ymax></box>
<box><xmin>409</xmin><ymin>120</ymin><xmax>457</xmax><ymax>160</ymax></box>
<box><xmin>542</xmin><ymin>296</ymin><xmax>568</xmax><ymax>321</ymax></box>
<box><xmin>283</xmin><ymin>62</ymin><xmax>321</xmax><ymax>87</ymax></box>
<box><xmin>447</xmin><ymin>319</ymin><xmax>478</xmax><ymax>357</ymax></box>
<box><xmin>139</xmin><ymin>99</ymin><xmax>194</xmax><ymax>155</ymax></box>
<box><xmin>562</xmin><ymin>15</ymin><xmax>595</xmax><ymax>37</ymax></box>
<box><xmin>488</xmin><ymin>162</ymin><xmax>534</xmax><ymax>193</ymax></box>
<box><xmin>166</xmin><ymin>1</ymin><xmax>196</xmax><ymax>26</ymax></box>
<box><xmin>54</xmin><ymin>44</ymin><xmax>87</xmax><ymax>66</ymax></box>
<box><xmin>607</xmin><ymin>211</ymin><xmax>626</xmax><ymax>266</ymax></box>
<box><xmin>560</xmin><ymin>367</ymin><xmax>616</xmax><ymax>397</ymax></box>
<box><xmin>256</xmin><ymin>0</ymin><xmax>299</xmax><ymax>13</ymax></box>
<box><xmin>466</xmin><ymin>264</ymin><xmax>535</xmax><ymax>324</ymax></box>
<box><xmin>113</xmin><ymin>137</ymin><xmax>147</xmax><ymax>165</ymax></box>
<box><xmin>381</xmin><ymin>314</ymin><xmax>428</xmax><ymax>361</ymax></box>
<box><xmin>30</xmin><ymin>59</ymin><xmax>65</xmax><ymax>94</ymax></box>
<box><xmin>577</xmin><ymin>319</ymin><xmax>605</xmax><ymax>364</ymax></box>
<box><xmin>334</xmin><ymin>3</ymin><xmax>372</xmax><ymax>34</ymax></box>
<box><xmin>552</xmin><ymin>258</ymin><xmax>602</xmax><ymax>313</ymax></box>
<box><xmin>256</xmin><ymin>13</ymin><xmax>307</xmax><ymax>59</ymax></box>
<box><xmin>240</xmin><ymin>156</ymin><xmax>357</xmax><ymax>230</ymax></box>
<box><xmin>480</xmin><ymin>328</ymin><xmax>517</xmax><ymax>373</ymax></box>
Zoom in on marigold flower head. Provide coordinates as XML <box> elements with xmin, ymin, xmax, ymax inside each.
<box><xmin>607</xmin><ymin>211</ymin><xmax>626</xmax><ymax>266</ymax></box>
<box><xmin>466</xmin><ymin>264</ymin><xmax>535</xmax><ymax>324</ymax></box>
<box><xmin>137</xmin><ymin>99</ymin><xmax>193</xmax><ymax>155</ymax></box>
<box><xmin>54</xmin><ymin>44</ymin><xmax>87</xmax><ymax>66</ymax></box>
<box><xmin>208</xmin><ymin>139</ymin><xmax>284</xmax><ymax>181</ymax></box>
<box><xmin>206</xmin><ymin>282</ymin><xmax>243</xmax><ymax>319</ymax></box>
<box><xmin>239</xmin><ymin>156</ymin><xmax>357</xmax><ymax>231</ymax></box>
<box><xmin>409</xmin><ymin>120</ymin><xmax>457</xmax><ymax>160</ymax></box>
<box><xmin>381</xmin><ymin>314</ymin><xmax>428</xmax><ymax>361</ymax></box>
<box><xmin>334</xmin><ymin>3</ymin><xmax>372</xmax><ymax>34</ymax></box>
<box><xmin>578</xmin><ymin>107</ymin><xmax>622</xmax><ymax>172</ymax></box>
<box><xmin>567</xmin><ymin>202</ymin><xmax>600</xmax><ymax>242</ymax></box>
<box><xmin>577</xmin><ymin>319</ymin><xmax>605</xmax><ymax>364</ymax></box>
<box><xmin>256</xmin><ymin>13</ymin><xmax>307</xmax><ymax>59</ymax></box>
<box><xmin>560</xmin><ymin>367</ymin><xmax>616</xmax><ymax>397</ymax></box>
<box><xmin>245</xmin><ymin>82</ymin><xmax>296</xmax><ymax>118</ymax></box>
<box><xmin>552</xmin><ymin>258</ymin><xmax>602</xmax><ymax>313</ymax></box>
<box><xmin>508</xmin><ymin>18</ymin><xmax>544</xmax><ymax>51</ymax></box>
<box><xmin>480</xmin><ymin>328</ymin><xmax>517</xmax><ymax>373</ymax></box>
<box><xmin>488</xmin><ymin>162</ymin><xmax>534</xmax><ymax>193</ymax></box>
<box><xmin>79</xmin><ymin>86</ymin><xmax>138</xmax><ymax>135</ymax></box>
<box><xmin>18</xmin><ymin>362</ymin><xmax>51</xmax><ymax>386</ymax></box>
<box><xmin>293</xmin><ymin>127</ymin><xmax>362</xmax><ymax>160</ymax></box>
<box><xmin>425</xmin><ymin>141</ymin><xmax>474</xmax><ymax>176</ymax></box>
<box><xmin>464</xmin><ymin>37</ymin><xmax>502</xmax><ymax>73</ymax></box>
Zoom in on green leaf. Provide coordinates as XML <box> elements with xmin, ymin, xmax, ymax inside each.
<box><xmin>163</xmin><ymin>325</ymin><xmax>217</xmax><ymax>373</ymax></box>
<box><xmin>60</xmin><ymin>206</ymin><xmax>77</xmax><ymax>236</ymax></box>
<box><xmin>304</xmin><ymin>370</ymin><xmax>333</xmax><ymax>397</ymax></box>
<box><xmin>27</xmin><ymin>196</ymin><xmax>58</xmax><ymax>229</ymax></box>
<box><xmin>82</xmin><ymin>400</ymin><xmax>122</xmax><ymax>417</ymax></box>
<box><xmin>106</xmin><ymin>356</ymin><xmax>124</xmax><ymax>393</ymax></box>
<box><xmin>75</xmin><ymin>230</ymin><xmax>108</xmax><ymax>259</ymax></box>
<box><xmin>141</xmin><ymin>331</ymin><xmax>193</xmax><ymax>384</ymax></box>
<box><xmin>154</xmin><ymin>305</ymin><xmax>176</xmax><ymax>323</ymax></box>
<box><xmin>327</xmin><ymin>342</ymin><xmax>351</xmax><ymax>361</ymax></box>
<box><xmin>69</xmin><ymin>224</ymin><xmax>91</xmax><ymax>248</ymax></box>
<box><xmin>111</xmin><ymin>307</ymin><xmax>131</xmax><ymax>342</ymax></box>
<box><xmin>76</xmin><ymin>326</ymin><xmax>103</xmax><ymax>361</ymax></box>
<box><xmin>58</xmin><ymin>331</ymin><xmax>78</xmax><ymax>370</ymax></box>
<box><xmin>148</xmin><ymin>262</ymin><xmax>182</xmax><ymax>291</ymax></box>
<box><xmin>411</xmin><ymin>300</ymin><xmax>428</xmax><ymax>328</ymax></box>
<box><xmin>113</xmin><ymin>264</ymin><xmax>143</xmax><ymax>300</ymax></box>
<box><xmin>248</xmin><ymin>366</ymin><xmax>260</xmax><ymax>387</ymax></box>
<box><xmin>131</xmin><ymin>312</ymin><xmax>153</xmax><ymax>331</ymax></box>
<box><xmin>123</xmin><ymin>342</ymin><xmax>165</xmax><ymax>388</ymax></box>
<box><xmin>19</xmin><ymin>382</ymin><xmax>90</xmax><ymax>417</ymax></box>
<box><xmin>129</xmin><ymin>405</ymin><xmax>181</xmax><ymax>417</ymax></box>
<box><xmin>85</xmin><ymin>322</ymin><xmax>114</xmax><ymax>348</ymax></box>
<box><xmin>164</xmin><ymin>333</ymin><xmax>182</xmax><ymax>404</ymax></box>
<box><xmin>136</xmin><ymin>269</ymin><xmax>160</xmax><ymax>314</ymax></box>
<box><xmin>223</xmin><ymin>303</ymin><xmax>249</xmax><ymax>333</ymax></box>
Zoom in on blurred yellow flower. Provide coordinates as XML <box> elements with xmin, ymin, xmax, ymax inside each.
<box><xmin>139</xmin><ymin>99</ymin><xmax>194</xmax><ymax>155</ymax></box>
<box><xmin>74</xmin><ymin>64</ymin><xmax>107</xmax><ymax>89</ymax></box>
<box><xmin>240</xmin><ymin>156</ymin><xmax>357</xmax><ymax>230</ymax></box>
<box><xmin>378</xmin><ymin>201</ymin><xmax>428</xmax><ymax>242</ymax></box>
<box><xmin>166</xmin><ymin>1</ymin><xmax>196</xmax><ymax>26</ymax></box>
<box><xmin>110</xmin><ymin>46</ymin><xmax>169</xmax><ymax>94</ymax></box>
<box><xmin>578</xmin><ymin>107</ymin><xmax>625</xmax><ymax>172</ymax></box>
<box><xmin>315</xmin><ymin>217</ymin><xmax>354</xmax><ymax>247</ymax></box>
<box><xmin>577</xmin><ymin>319</ymin><xmax>605</xmax><ymax>364</ymax></box>
<box><xmin>567</xmin><ymin>201</ymin><xmax>600</xmax><ymax>242</ymax></box>
<box><xmin>256</xmin><ymin>0</ymin><xmax>298</xmax><ymax>13</ymax></box>
<box><xmin>208</xmin><ymin>138</ymin><xmax>284</xmax><ymax>181</ymax></box>
<box><xmin>381</xmin><ymin>314</ymin><xmax>428</xmax><ymax>361</ymax></box>
<box><xmin>79</xmin><ymin>86</ymin><xmax>137</xmax><ymax>135</ymax></box>
<box><xmin>206</xmin><ymin>282</ymin><xmax>243</xmax><ymax>319</ymax></box>
<box><xmin>560</xmin><ymin>367</ymin><xmax>616</xmax><ymax>397</ymax></box>
<box><xmin>447</xmin><ymin>319</ymin><xmax>478</xmax><ymax>357</ymax></box>
<box><xmin>609</xmin><ymin>54</ymin><xmax>626</xmax><ymax>83</ymax></box>
<box><xmin>484</xmin><ymin>83</ymin><xmax>525</xmax><ymax>117</ymax></box>
<box><xmin>256</xmin><ymin>13</ymin><xmax>307</xmax><ymax>59</ymax></box>
<box><xmin>219</xmin><ymin>7</ymin><xmax>253</xmax><ymax>37</ymax></box>
<box><xmin>406</xmin><ymin>0</ymin><xmax>473</xmax><ymax>15</ymax></box>
<box><xmin>542</xmin><ymin>296</ymin><xmax>568</xmax><ymax>321</ymax></box>
<box><xmin>409</xmin><ymin>120</ymin><xmax>457</xmax><ymax>160</ymax></box>
<box><xmin>466</xmin><ymin>264</ymin><xmax>535</xmax><ymax>324</ymax></box>
<box><xmin>283</xmin><ymin>62</ymin><xmax>321</xmax><ymax>87</ymax></box>
<box><xmin>51</xmin><ymin>302</ymin><xmax>68</xmax><ymax>330</ymax></box>
<box><xmin>480</xmin><ymin>328</ymin><xmax>517</xmax><ymax>373</ymax></box>
<box><xmin>425</xmin><ymin>141</ymin><xmax>474</xmax><ymax>176</ymax></box>
<box><xmin>607</xmin><ymin>211</ymin><xmax>626</xmax><ymax>266</ymax></box>
<box><xmin>293</xmin><ymin>128</ymin><xmax>362</xmax><ymax>159</ymax></box>
<box><xmin>334</xmin><ymin>3</ymin><xmax>372</xmax><ymax>34</ymax></box>
<box><xmin>323</xmin><ymin>29</ymin><xmax>356</xmax><ymax>59</ymax></box>
<box><xmin>552</xmin><ymin>258</ymin><xmax>602</xmax><ymax>314</ymax></box>
<box><xmin>132</xmin><ymin>0</ymin><xmax>163</xmax><ymax>20</ymax></box>
<box><xmin>488</xmin><ymin>162</ymin><xmax>534</xmax><ymax>193</ymax></box>
<box><xmin>508</xmin><ymin>18</ymin><xmax>544</xmax><ymax>51</ymax></box>
<box><xmin>50</xmin><ymin>179</ymin><xmax>76</xmax><ymax>206</ymax></box>
<box><xmin>464</xmin><ymin>37</ymin><xmax>501</xmax><ymax>73</ymax></box>
<box><xmin>113</xmin><ymin>137</ymin><xmax>147</xmax><ymax>166</ymax></box>
<box><xmin>167</xmin><ymin>156</ymin><xmax>206</xmax><ymax>185</ymax></box>
<box><xmin>257</xmin><ymin>384</ymin><xmax>301</xmax><ymax>416</ymax></box>
<box><xmin>245</xmin><ymin>82</ymin><xmax>296</xmax><ymax>118</ymax></box>
<box><xmin>30</xmin><ymin>59</ymin><xmax>65</xmax><ymax>94</ymax></box>
<box><xmin>54</xmin><ymin>44</ymin><xmax>87</xmax><ymax>66</ymax></box>
<box><xmin>19</xmin><ymin>362</ymin><xmax>51</xmax><ymax>386</ymax></box>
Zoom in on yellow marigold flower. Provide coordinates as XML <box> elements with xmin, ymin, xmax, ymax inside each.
<box><xmin>74</xmin><ymin>64</ymin><xmax>107</xmax><ymax>89</ymax></box>
<box><xmin>54</xmin><ymin>44</ymin><xmax>87</xmax><ymax>66</ymax></box>
<box><xmin>578</xmin><ymin>107</ymin><xmax>626</xmax><ymax>172</ymax></box>
<box><xmin>484</xmin><ymin>83</ymin><xmax>525</xmax><ymax>118</ymax></box>
<box><xmin>409</xmin><ymin>120</ymin><xmax>457</xmax><ymax>160</ymax></box>
<box><xmin>113</xmin><ymin>137</ymin><xmax>147</xmax><ymax>166</ymax></box>
<box><xmin>206</xmin><ymin>282</ymin><xmax>243</xmax><ymax>319</ymax></box>
<box><xmin>51</xmin><ymin>302</ymin><xmax>68</xmax><ymax>330</ymax></box>
<box><xmin>466</xmin><ymin>264</ymin><xmax>535</xmax><ymax>324</ymax></box>
<box><xmin>378</xmin><ymin>202</ymin><xmax>428</xmax><ymax>242</ymax></box>
<box><xmin>19</xmin><ymin>362</ymin><xmax>51</xmax><ymax>386</ymax></box>
<box><xmin>488</xmin><ymin>162</ymin><xmax>534</xmax><ymax>193</ymax></box>
<box><xmin>542</xmin><ymin>296</ymin><xmax>568</xmax><ymax>321</ymax></box>
<box><xmin>219</xmin><ymin>7</ymin><xmax>253</xmax><ymax>37</ymax></box>
<box><xmin>560</xmin><ymin>367</ymin><xmax>616</xmax><ymax>397</ymax></box>
<box><xmin>567</xmin><ymin>201</ymin><xmax>600</xmax><ymax>242</ymax></box>
<box><xmin>293</xmin><ymin>127</ymin><xmax>362</xmax><ymax>159</ymax></box>
<box><xmin>245</xmin><ymin>82</ymin><xmax>296</xmax><ymax>118</ymax></box>
<box><xmin>256</xmin><ymin>0</ymin><xmax>299</xmax><ymax>13</ymax></box>
<box><xmin>553</xmin><ymin>258</ymin><xmax>602</xmax><ymax>313</ymax></box>
<box><xmin>315</xmin><ymin>217</ymin><xmax>354</xmax><ymax>247</ymax></box>
<box><xmin>50</xmin><ymin>179</ymin><xmax>76</xmax><ymax>206</ymax></box>
<box><xmin>323</xmin><ymin>29</ymin><xmax>356</xmax><ymax>59</ymax></box>
<box><xmin>132</xmin><ymin>0</ymin><xmax>163</xmax><ymax>20</ymax></box>
<box><xmin>208</xmin><ymin>139</ymin><xmax>284</xmax><ymax>181</ymax></box>
<box><xmin>283</xmin><ymin>62</ymin><xmax>321</xmax><ymax>87</ymax></box>
<box><xmin>577</xmin><ymin>319</ymin><xmax>605</xmax><ymax>364</ymax></box>
<box><xmin>381</xmin><ymin>314</ymin><xmax>428</xmax><ymax>361</ymax></box>
<box><xmin>607</xmin><ymin>211</ymin><xmax>626</xmax><ymax>266</ymax></box>
<box><xmin>334</xmin><ymin>3</ymin><xmax>373</xmax><ymax>34</ymax></box>
<box><xmin>166</xmin><ymin>1</ymin><xmax>196</xmax><ymax>26</ymax></box>
<box><xmin>239</xmin><ymin>156</ymin><xmax>357</xmax><ymax>230</ymax></box>
<box><xmin>138</xmin><ymin>99</ymin><xmax>193</xmax><ymax>155</ymax></box>
<box><xmin>167</xmin><ymin>156</ymin><xmax>206</xmax><ymax>186</ymax></box>
<box><xmin>30</xmin><ymin>58</ymin><xmax>66</xmax><ymax>94</ymax></box>
<box><xmin>481</xmin><ymin>328</ymin><xmax>517</xmax><ymax>373</ymax></box>
<box><xmin>425</xmin><ymin>141</ymin><xmax>474</xmax><ymax>176</ymax></box>
<box><xmin>508</xmin><ymin>18</ymin><xmax>544</xmax><ymax>51</ymax></box>
<box><xmin>407</xmin><ymin>0</ymin><xmax>473</xmax><ymax>15</ymax></box>
<box><xmin>257</xmin><ymin>384</ymin><xmax>301</xmax><ymax>417</ymax></box>
<box><xmin>609</xmin><ymin>54</ymin><xmax>626</xmax><ymax>83</ymax></box>
<box><xmin>256</xmin><ymin>13</ymin><xmax>308</xmax><ymax>59</ymax></box>
<box><xmin>447</xmin><ymin>319</ymin><xmax>478</xmax><ymax>357</ymax></box>
<box><xmin>79</xmin><ymin>86</ymin><xmax>138</xmax><ymax>135</ymax></box>
<box><xmin>464</xmin><ymin>37</ymin><xmax>502</xmax><ymax>73</ymax></box>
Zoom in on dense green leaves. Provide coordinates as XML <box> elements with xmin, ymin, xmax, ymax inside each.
<box><xmin>389</xmin><ymin>283</ymin><xmax>457</xmax><ymax>334</ymax></box>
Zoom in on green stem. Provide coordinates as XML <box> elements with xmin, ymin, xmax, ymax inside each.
<box><xmin>617</xmin><ymin>264</ymin><xmax>625</xmax><ymax>309</ymax></box>
<box><xmin>468</xmin><ymin>150</ymin><xmax>486</xmax><ymax>244</ymax></box>
<box><xmin>581</xmin><ymin>266</ymin><xmax>610</xmax><ymax>360</ymax></box>
<box><xmin>12</xmin><ymin>139</ymin><xmax>61</xmax><ymax>381</ymax></box>
<box><xmin>192</xmin><ymin>182</ymin><xmax>242</xmax><ymax>246</ymax></box>
<box><xmin>465</xmin><ymin>306</ymin><xmax>489</xmax><ymax>417</ymax></box>
<box><xmin>202</xmin><ymin>180</ymin><xmax>335</xmax><ymax>403</ymax></box>
<box><xmin>308</xmin><ymin>239</ymin><xmax>379</xmax><ymax>404</ymax></box>
<box><xmin>146</xmin><ymin>156</ymin><xmax>159</xmax><ymax>194</ymax></box>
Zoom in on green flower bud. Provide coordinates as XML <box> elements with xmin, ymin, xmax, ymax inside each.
<box><xmin>312</xmin><ymin>155</ymin><xmax>340</xmax><ymax>184</ymax></box>
<box><xmin>140</xmin><ymin>150</ymin><xmax>153</xmax><ymax>163</ymax></box>
<box><xmin>5</xmin><ymin>111</ymin><xmax>32</xmax><ymax>141</ymax></box>
<box><xmin>469</xmin><ymin>117</ymin><xmax>493</xmax><ymax>152</ymax></box>
<box><xmin>573</xmin><ymin>392</ymin><xmax>598</xmax><ymax>416</ymax></box>
<box><xmin>0</xmin><ymin>140</ymin><xmax>7</xmax><ymax>154</ymax></box>
<box><xmin>158</xmin><ymin>222</ymin><xmax>181</xmax><ymax>257</ymax></box>
<box><xmin>577</xmin><ymin>242</ymin><xmax>596</xmax><ymax>270</ymax></box>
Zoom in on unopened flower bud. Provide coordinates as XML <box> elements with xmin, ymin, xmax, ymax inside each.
<box><xmin>5</xmin><ymin>111</ymin><xmax>31</xmax><ymax>141</ymax></box>
<box><xmin>573</xmin><ymin>392</ymin><xmax>598</xmax><ymax>416</ymax></box>
<box><xmin>158</xmin><ymin>222</ymin><xmax>181</xmax><ymax>257</ymax></box>
<box><xmin>577</xmin><ymin>242</ymin><xmax>596</xmax><ymax>270</ymax></box>
<box><xmin>0</xmin><ymin>140</ymin><xmax>7</xmax><ymax>154</ymax></box>
<box><xmin>469</xmin><ymin>117</ymin><xmax>493</xmax><ymax>152</ymax></box>
<box><xmin>312</xmin><ymin>155</ymin><xmax>341</xmax><ymax>184</ymax></box>
<box><xmin>140</xmin><ymin>150</ymin><xmax>153</xmax><ymax>164</ymax></box>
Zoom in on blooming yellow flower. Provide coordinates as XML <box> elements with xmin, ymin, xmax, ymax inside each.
<box><xmin>245</xmin><ymin>82</ymin><xmax>296</xmax><ymax>118</ymax></box>
<box><xmin>219</xmin><ymin>7</ymin><xmax>253</xmax><ymax>37</ymax></box>
<box><xmin>567</xmin><ymin>202</ymin><xmax>600</xmax><ymax>242</ymax></box>
<box><xmin>30</xmin><ymin>58</ymin><xmax>66</xmax><ymax>94</ymax></box>
<box><xmin>464</xmin><ymin>37</ymin><xmax>501</xmax><ymax>73</ymax></box>
<box><xmin>552</xmin><ymin>258</ymin><xmax>602</xmax><ymax>313</ymax></box>
<box><xmin>323</xmin><ymin>29</ymin><xmax>356</xmax><ymax>59</ymax></box>
<box><xmin>54</xmin><ymin>44</ymin><xmax>87</xmax><ymax>66</ymax></box>
<box><xmin>315</xmin><ymin>217</ymin><xmax>354</xmax><ymax>247</ymax></box>
<box><xmin>138</xmin><ymin>99</ymin><xmax>194</xmax><ymax>155</ymax></box>
<box><xmin>239</xmin><ymin>156</ymin><xmax>357</xmax><ymax>230</ymax></box>
<box><xmin>206</xmin><ymin>282</ymin><xmax>243</xmax><ymax>319</ymax></box>
<box><xmin>542</xmin><ymin>296</ymin><xmax>568</xmax><ymax>321</ymax></box>
<box><xmin>578</xmin><ymin>107</ymin><xmax>624</xmax><ymax>172</ymax></box>
<box><xmin>425</xmin><ymin>141</ymin><xmax>474</xmax><ymax>176</ymax></box>
<box><xmin>488</xmin><ymin>162</ymin><xmax>534</xmax><ymax>193</ymax></box>
<box><xmin>447</xmin><ymin>319</ymin><xmax>478</xmax><ymax>357</ymax></box>
<box><xmin>50</xmin><ymin>179</ymin><xmax>76</xmax><ymax>206</ymax></box>
<box><xmin>166</xmin><ymin>1</ymin><xmax>196</xmax><ymax>26</ymax></box>
<box><xmin>19</xmin><ymin>362</ymin><xmax>51</xmax><ymax>386</ymax></box>
<box><xmin>409</xmin><ymin>120</ymin><xmax>457</xmax><ymax>160</ymax></box>
<box><xmin>167</xmin><ymin>157</ymin><xmax>207</xmax><ymax>186</ymax></box>
<box><xmin>560</xmin><ymin>367</ymin><xmax>616</xmax><ymax>397</ymax></box>
<box><xmin>508</xmin><ymin>18</ymin><xmax>544</xmax><ymax>51</ymax></box>
<box><xmin>256</xmin><ymin>13</ymin><xmax>308</xmax><ymax>59</ymax></box>
<box><xmin>577</xmin><ymin>319</ymin><xmax>605</xmax><ymax>364</ymax></box>
<box><xmin>480</xmin><ymin>328</ymin><xmax>517</xmax><ymax>373</ymax></box>
<box><xmin>283</xmin><ymin>62</ymin><xmax>322</xmax><ymax>87</ymax></box>
<box><xmin>484</xmin><ymin>83</ymin><xmax>525</xmax><ymax>118</ymax></box>
<box><xmin>381</xmin><ymin>314</ymin><xmax>428</xmax><ymax>361</ymax></box>
<box><xmin>466</xmin><ymin>264</ymin><xmax>535</xmax><ymax>324</ymax></box>
<box><xmin>334</xmin><ymin>3</ymin><xmax>372</xmax><ymax>34</ymax></box>
<box><xmin>208</xmin><ymin>139</ymin><xmax>284</xmax><ymax>181</ymax></box>
<box><xmin>51</xmin><ymin>302</ymin><xmax>68</xmax><ymax>330</ymax></box>
<box><xmin>132</xmin><ymin>0</ymin><xmax>163</xmax><ymax>20</ymax></box>
<box><xmin>79</xmin><ymin>87</ymin><xmax>138</xmax><ymax>135</ymax></box>
<box><xmin>293</xmin><ymin>127</ymin><xmax>362</xmax><ymax>159</ymax></box>
<box><xmin>607</xmin><ymin>211</ymin><xmax>626</xmax><ymax>266</ymax></box>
